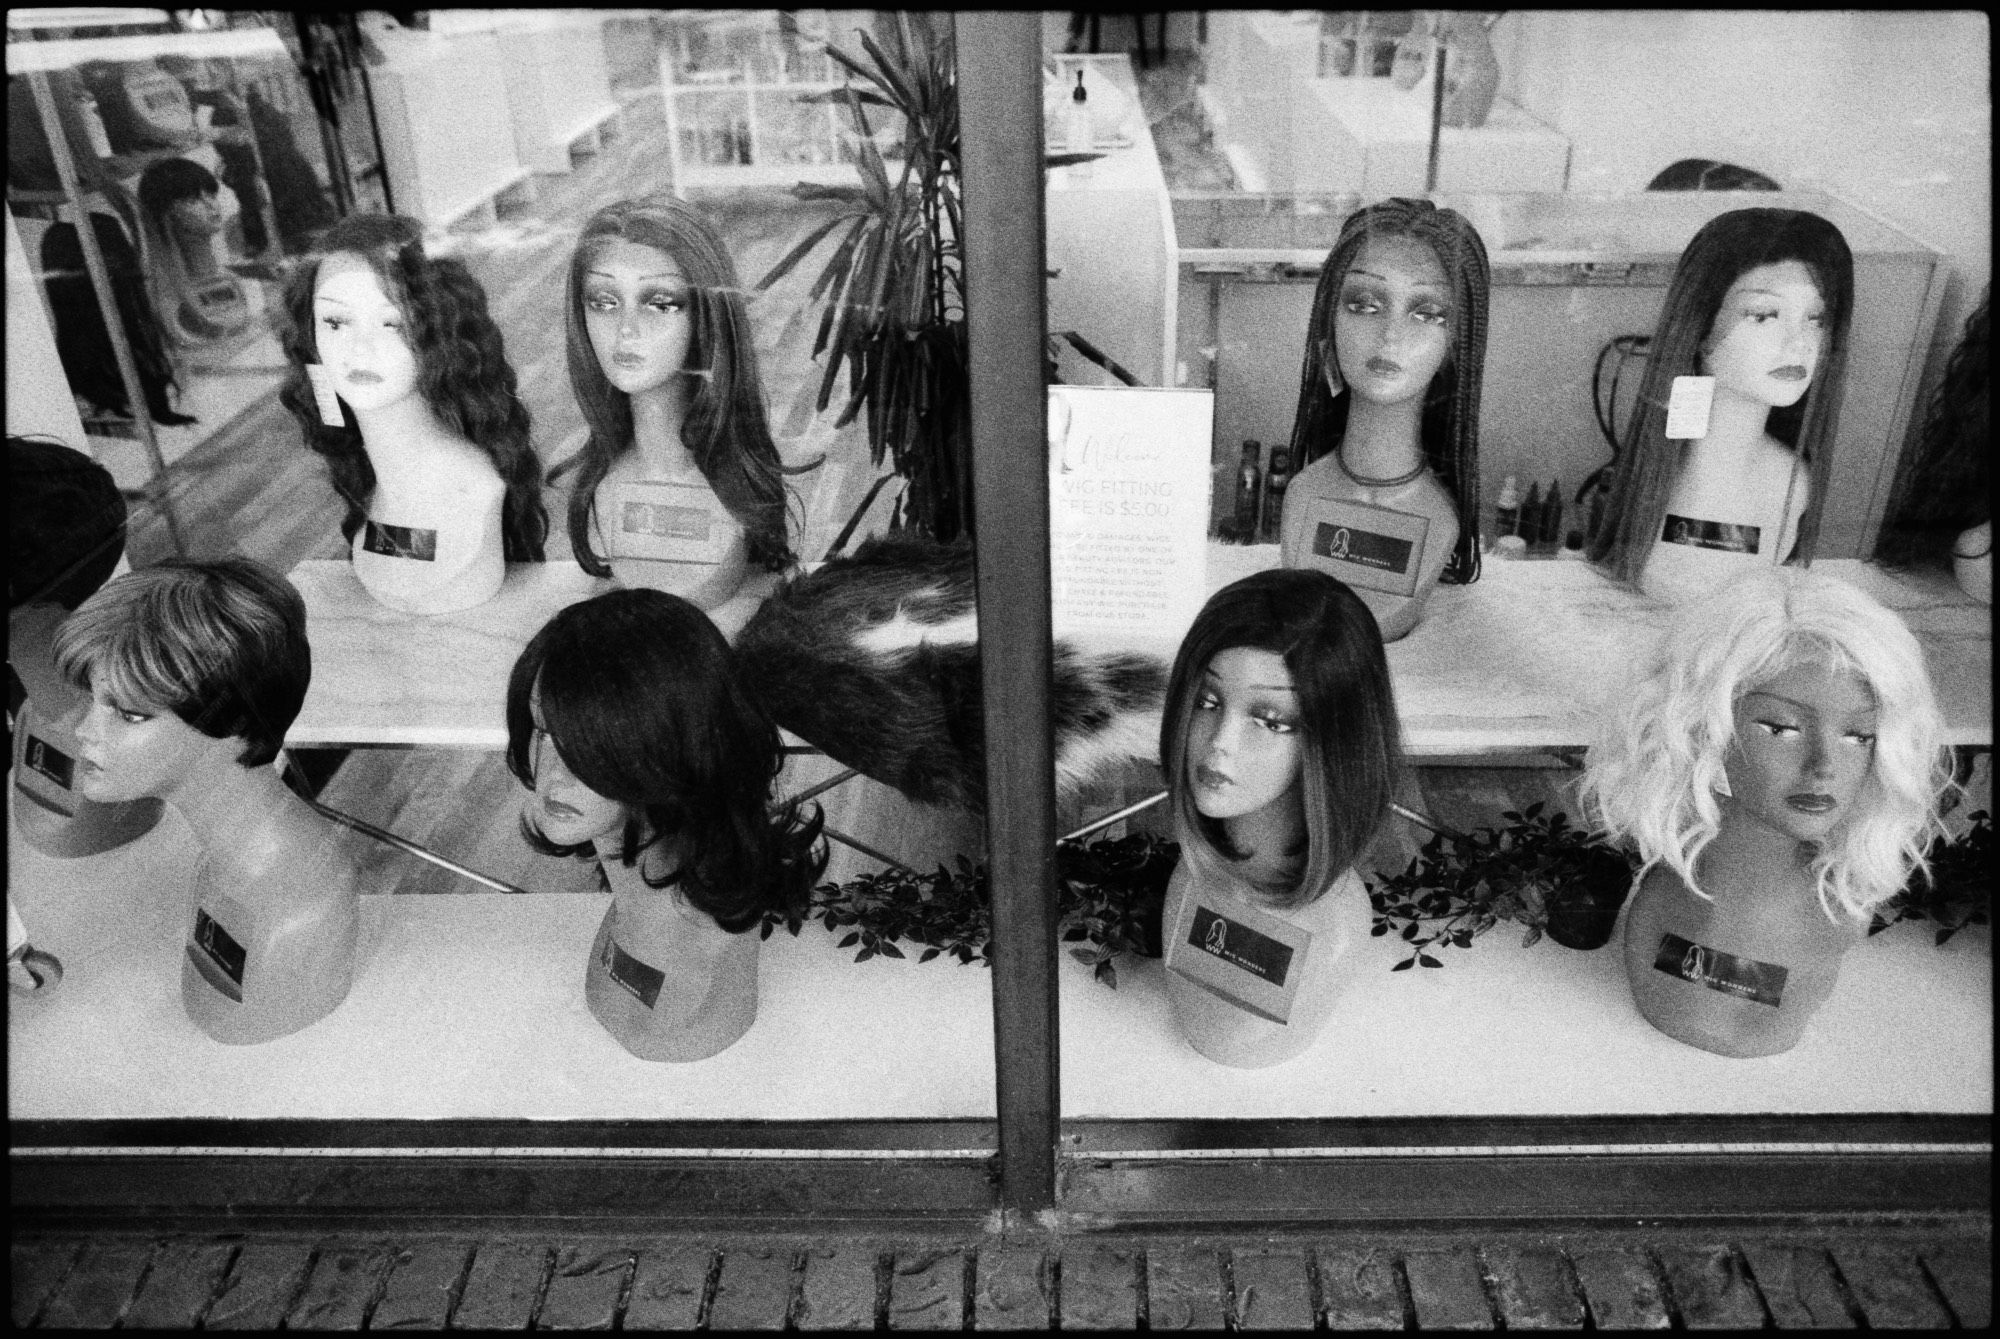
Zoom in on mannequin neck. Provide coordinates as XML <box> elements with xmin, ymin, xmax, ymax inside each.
<box><xmin>1222</xmin><ymin>788</ymin><xmax>1308</xmax><ymax>887</ymax></box>
<box><xmin>629</xmin><ymin>379</ymin><xmax>697</xmax><ymax>477</ymax></box>
<box><xmin>171</xmin><ymin>221</ymin><xmax>222</xmax><ymax>280</ymax></box>
<box><xmin>168</xmin><ymin>751</ymin><xmax>298</xmax><ymax>850</ymax></box>
<box><xmin>353</xmin><ymin>395</ymin><xmax>484</xmax><ymax>497</ymax></box>
<box><xmin>1702</xmin><ymin>795</ymin><xmax>1814</xmax><ymax>887</ymax></box>
<box><xmin>1338</xmin><ymin>393</ymin><xmax>1427</xmax><ymax>481</ymax></box>
<box><xmin>1682</xmin><ymin>382</ymin><xmax>1779</xmax><ymax>471</ymax></box>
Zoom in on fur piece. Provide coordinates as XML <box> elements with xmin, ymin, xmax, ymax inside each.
<box><xmin>737</xmin><ymin>533</ymin><xmax>1166</xmax><ymax>810</ymax></box>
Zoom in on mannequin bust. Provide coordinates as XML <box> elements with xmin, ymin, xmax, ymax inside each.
<box><xmin>560</xmin><ymin>196</ymin><xmax>801</xmax><ymax>630</ymax></box>
<box><xmin>1589</xmin><ymin>209</ymin><xmax>1854</xmax><ymax>602</ymax></box>
<box><xmin>1280</xmin><ymin>199</ymin><xmax>1487</xmax><ymax>642</ymax></box>
<box><xmin>137</xmin><ymin>156</ymin><xmax>250</xmax><ymax>345</ymax></box>
<box><xmin>52</xmin><ymin>559</ymin><xmax>365</xmax><ymax>1045</ymax></box>
<box><xmin>506</xmin><ymin>589</ymin><xmax>826</xmax><ymax>1062</ymax></box>
<box><xmin>1579</xmin><ymin>567</ymin><xmax>1952</xmax><ymax>1058</ymax></box>
<box><xmin>1158</xmin><ymin>569</ymin><xmax>1401</xmax><ymax>1068</ymax></box>
<box><xmin>279</xmin><ymin>213</ymin><xmax>547</xmax><ymax>616</ymax></box>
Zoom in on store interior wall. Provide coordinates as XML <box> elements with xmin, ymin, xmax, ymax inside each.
<box><xmin>5</xmin><ymin>208</ymin><xmax>88</xmax><ymax>450</ymax></box>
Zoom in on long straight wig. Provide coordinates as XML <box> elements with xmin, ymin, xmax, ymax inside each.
<box><xmin>504</xmin><ymin>589</ymin><xmax>826</xmax><ymax>932</ymax></box>
<box><xmin>560</xmin><ymin>195</ymin><xmax>796</xmax><ymax>576</ymax></box>
<box><xmin>277</xmin><ymin>213</ymin><xmax>549</xmax><ymax>562</ymax></box>
<box><xmin>1287</xmin><ymin>198</ymin><xmax>1489</xmax><ymax>584</ymax></box>
<box><xmin>1588</xmin><ymin>207</ymin><xmax>1854</xmax><ymax>586</ymax></box>
<box><xmin>1160</xmin><ymin>568</ymin><xmax>1402</xmax><ymax>908</ymax></box>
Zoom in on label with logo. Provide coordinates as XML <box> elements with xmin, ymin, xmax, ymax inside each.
<box><xmin>602</xmin><ymin>937</ymin><xmax>666</xmax><ymax>1009</ymax></box>
<box><xmin>606</xmin><ymin>481</ymin><xmax>729</xmax><ymax>565</ymax></box>
<box><xmin>24</xmin><ymin>735</ymin><xmax>75</xmax><ymax>790</ymax></box>
<box><xmin>1164</xmin><ymin>886</ymin><xmax>1311</xmax><ymax>1024</ymax></box>
<box><xmin>1661</xmin><ymin>514</ymin><xmax>1760</xmax><ymax>554</ymax></box>
<box><xmin>1651</xmin><ymin>931</ymin><xmax>1786</xmax><ymax>1007</ymax></box>
<box><xmin>187</xmin><ymin>906</ymin><xmax>248</xmax><ymax>1003</ymax></box>
<box><xmin>361</xmin><ymin>519</ymin><xmax>438</xmax><ymax>562</ymax></box>
<box><xmin>1298</xmin><ymin>497</ymin><xmax>1429</xmax><ymax>598</ymax></box>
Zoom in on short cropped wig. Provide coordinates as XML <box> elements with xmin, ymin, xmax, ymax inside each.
<box><xmin>560</xmin><ymin>195</ymin><xmax>796</xmax><ymax>575</ymax></box>
<box><xmin>505</xmin><ymin>589</ymin><xmax>826</xmax><ymax>932</ymax></box>
<box><xmin>1161</xmin><ymin>568</ymin><xmax>1402</xmax><ymax>907</ymax></box>
<box><xmin>278</xmin><ymin>212</ymin><xmax>548</xmax><ymax>563</ymax></box>
<box><xmin>1287</xmin><ymin>197</ymin><xmax>1489</xmax><ymax>584</ymax></box>
<box><xmin>1589</xmin><ymin>208</ymin><xmax>1854</xmax><ymax>586</ymax></box>
<box><xmin>51</xmin><ymin>557</ymin><xmax>311</xmax><ymax>768</ymax></box>
<box><xmin>1578</xmin><ymin>566</ymin><xmax>1953</xmax><ymax>922</ymax></box>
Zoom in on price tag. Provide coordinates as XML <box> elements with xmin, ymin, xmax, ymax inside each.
<box><xmin>1164</xmin><ymin>885</ymin><xmax>1311</xmax><ymax>1024</ymax></box>
<box><xmin>607</xmin><ymin>480</ymin><xmax>730</xmax><ymax>565</ymax></box>
<box><xmin>360</xmin><ymin>520</ymin><xmax>437</xmax><ymax>562</ymax></box>
<box><xmin>305</xmin><ymin>363</ymin><xmax>346</xmax><ymax>427</ymax></box>
<box><xmin>602</xmin><ymin>937</ymin><xmax>665</xmax><ymax>1009</ymax></box>
<box><xmin>1296</xmin><ymin>496</ymin><xmax>1430</xmax><ymax>598</ymax></box>
<box><xmin>187</xmin><ymin>904</ymin><xmax>249</xmax><ymax>1003</ymax></box>
<box><xmin>1665</xmin><ymin>375</ymin><xmax>1715</xmax><ymax>440</ymax></box>
<box><xmin>1652</xmin><ymin>931</ymin><xmax>1787</xmax><ymax>1007</ymax></box>
<box><xmin>1660</xmin><ymin>514</ymin><xmax>1760</xmax><ymax>554</ymax></box>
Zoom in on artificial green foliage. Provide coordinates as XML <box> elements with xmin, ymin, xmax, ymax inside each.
<box><xmin>1367</xmin><ymin>803</ymin><xmax>1638</xmax><ymax>970</ymax></box>
<box><xmin>761</xmin><ymin>833</ymin><xmax>1178</xmax><ymax>987</ymax></box>
<box><xmin>1870</xmin><ymin>809</ymin><xmax>1992</xmax><ymax>945</ymax></box>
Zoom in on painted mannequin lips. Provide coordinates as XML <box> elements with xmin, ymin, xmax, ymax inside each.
<box><xmin>1366</xmin><ymin>356</ymin><xmax>1403</xmax><ymax>375</ymax></box>
<box><xmin>1785</xmin><ymin>792</ymin><xmax>1836</xmax><ymax>814</ymax></box>
<box><xmin>1769</xmin><ymin>364</ymin><xmax>1809</xmax><ymax>382</ymax></box>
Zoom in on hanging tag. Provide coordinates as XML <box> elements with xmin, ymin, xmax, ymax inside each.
<box><xmin>305</xmin><ymin>364</ymin><xmax>346</xmax><ymax>428</ymax></box>
<box><xmin>1664</xmin><ymin>375</ymin><xmax>1715</xmax><ymax>440</ymax></box>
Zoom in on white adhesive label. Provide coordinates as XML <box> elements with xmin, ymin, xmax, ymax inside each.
<box><xmin>305</xmin><ymin>364</ymin><xmax>345</xmax><ymax>427</ymax></box>
<box><xmin>1665</xmin><ymin>375</ymin><xmax>1715</xmax><ymax>440</ymax></box>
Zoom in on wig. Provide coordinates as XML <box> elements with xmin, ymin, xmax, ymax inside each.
<box><xmin>136</xmin><ymin>155</ymin><xmax>219</xmax><ymax>228</ymax></box>
<box><xmin>1161</xmin><ymin>568</ymin><xmax>1402</xmax><ymax>908</ymax></box>
<box><xmin>277</xmin><ymin>212</ymin><xmax>548</xmax><ymax>562</ymax></box>
<box><xmin>9</xmin><ymin>435</ymin><xmax>127</xmax><ymax>612</ymax></box>
<box><xmin>504</xmin><ymin>589</ymin><xmax>827</xmax><ymax>932</ymax></box>
<box><xmin>1286</xmin><ymin>197</ymin><xmax>1489</xmax><ymax>584</ymax></box>
<box><xmin>1587</xmin><ymin>208</ymin><xmax>1854</xmax><ymax>586</ymax></box>
<box><xmin>51</xmin><ymin>557</ymin><xmax>312</xmax><ymax>769</ymax></box>
<box><xmin>559</xmin><ymin>194</ymin><xmax>796</xmax><ymax>575</ymax></box>
<box><xmin>1577</xmin><ymin>566</ymin><xmax>1953</xmax><ymax>923</ymax></box>
<box><xmin>1874</xmin><ymin>288</ymin><xmax>1990</xmax><ymax>569</ymax></box>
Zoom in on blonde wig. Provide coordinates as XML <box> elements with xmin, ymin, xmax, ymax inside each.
<box><xmin>1577</xmin><ymin>566</ymin><xmax>1954</xmax><ymax>922</ymax></box>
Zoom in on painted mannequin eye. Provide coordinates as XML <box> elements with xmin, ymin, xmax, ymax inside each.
<box><xmin>1755</xmin><ymin>719</ymin><xmax>1801</xmax><ymax>738</ymax></box>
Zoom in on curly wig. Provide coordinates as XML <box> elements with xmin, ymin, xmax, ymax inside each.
<box><xmin>559</xmin><ymin>195</ymin><xmax>796</xmax><ymax>575</ymax></box>
<box><xmin>1577</xmin><ymin>566</ymin><xmax>1954</xmax><ymax>923</ymax></box>
<box><xmin>1874</xmin><ymin>287</ymin><xmax>1989</xmax><ymax>569</ymax></box>
<box><xmin>277</xmin><ymin>212</ymin><xmax>548</xmax><ymax>562</ymax></box>
<box><xmin>1287</xmin><ymin>197</ymin><xmax>1489</xmax><ymax>584</ymax></box>
<box><xmin>1161</xmin><ymin>568</ymin><xmax>1402</xmax><ymax>907</ymax></box>
<box><xmin>504</xmin><ymin>589</ymin><xmax>826</xmax><ymax>932</ymax></box>
<box><xmin>1588</xmin><ymin>208</ymin><xmax>1853</xmax><ymax>586</ymax></box>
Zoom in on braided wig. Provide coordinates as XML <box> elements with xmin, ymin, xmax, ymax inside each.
<box><xmin>560</xmin><ymin>195</ymin><xmax>796</xmax><ymax>576</ymax></box>
<box><xmin>1287</xmin><ymin>198</ymin><xmax>1489</xmax><ymax>584</ymax></box>
<box><xmin>1161</xmin><ymin>568</ymin><xmax>1403</xmax><ymax>908</ymax></box>
<box><xmin>504</xmin><ymin>589</ymin><xmax>826</xmax><ymax>933</ymax></box>
<box><xmin>277</xmin><ymin>213</ymin><xmax>548</xmax><ymax>562</ymax></box>
<box><xmin>1588</xmin><ymin>207</ymin><xmax>1853</xmax><ymax>586</ymax></box>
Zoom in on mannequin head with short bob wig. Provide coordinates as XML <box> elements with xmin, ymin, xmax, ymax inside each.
<box><xmin>1161</xmin><ymin>568</ymin><xmax>1402</xmax><ymax>907</ymax></box>
<box><xmin>1578</xmin><ymin>565</ymin><xmax>1953</xmax><ymax>923</ymax></box>
<box><xmin>505</xmin><ymin>588</ymin><xmax>826</xmax><ymax>932</ymax></box>
<box><xmin>1288</xmin><ymin>197</ymin><xmax>1489</xmax><ymax>584</ymax></box>
<box><xmin>277</xmin><ymin>212</ymin><xmax>549</xmax><ymax>562</ymax></box>
<box><xmin>1588</xmin><ymin>208</ymin><xmax>1854</xmax><ymax>586</ymax></box>
<box><xmin>559</xmin><ymin>194</ymin><xmax>796</xmax><ymax>576</ymax></box>
<box><xmin>52</xmin><ymin>556</ymin><xmax>310</xmax><ymax>769</ymax></box>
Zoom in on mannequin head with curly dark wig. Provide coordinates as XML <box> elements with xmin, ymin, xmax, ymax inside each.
<box><xmin>278</xmin><ymin>212</ymin><xmax>547</xmax><ymax>562</ymax></box>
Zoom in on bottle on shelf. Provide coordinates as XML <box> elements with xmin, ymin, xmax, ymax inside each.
<box><xmin>1541</xmin><ymin>478</ymin><xmax>1564</xmax><ymax>548</ymax></box>
<box><xmin>1233</xmin><ymin>440</ymin><xmax>1263</xmax><ymax>542</ymax></box>
<box><xmin>1066</xmin><ymin>68</ymin><xmax>1093</xmax><ymax>172</ymax></box>
<box><xmin>1260</xmin><ymin>445</ymin><xmax>1291</xmax><ymax>544</ymax></box>
<box><xmin>1492</xmin><ymin>474</ymin><xmax>1520</xmax><ymax>540</ymax></box>
<box><xmin>1520</xmin><ymin>480</ymin><xmax>1542</xmax><ymax>547</ymax></box>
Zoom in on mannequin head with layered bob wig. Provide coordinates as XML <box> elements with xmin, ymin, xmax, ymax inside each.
<box><xmin>52</xmin><ymin>557</ymin><xmax>310</xmax><ymax>770</ymax></box>
<box><xmin>1161</xmin><ymin>568</ymin><xmax>1402</xmax><ymax>907</ymax></box>
<box><xmin>1588</xmin><ymin>208</ymin><xmax>1854</xmax><ymax>585</ymax></box>
<box><xmin>1578</xmin><ymin>566</ymin><xmax>1953</xmax><ymax>923</ymax></box>
<box><xmin>277</xmin><ymin>212</ymin><xmax>549</xmax><ymax>562</ymax></box>
<box><xmin>504</xmin><ymin>589</ymin><xmax>825</xmax><ymax>932</ymax></box>
<box><xmin>1287</xmin><ymin>197</ymin><xmax>1489</xmax><ymax>584</ymax></box>
<box><xmin>560</xmin><ymin>194</ymin><xmax>795</xmax><ymax>576</ymax></box>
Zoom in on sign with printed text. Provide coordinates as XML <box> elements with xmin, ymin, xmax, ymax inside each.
<box><xmin>1651</xmin><ymin>931</ymin><xmax>1787</xmax><ymax>1007</ymax></box>
<box><xmin>1661</xmin><ymin>514</ymin><xmax>1761</xmax><ymax>554</ymax></box>
<box><xmin>361</xmin><ymin>519</ymin><xmax>437</xmax><ymax>562</ymax></box>
<box><xmin>187</xmin><ymin>903</ymin><xmax>249</xmax><ymax>1003</ymax></box>
<box><xmin>1049</xmin><ymin>386</ymin><xmax>1213</xmax><ymax>638</ymax></box>
<box><xmin>603</xmin><ymin>937</ymin><xmax>666</xmax><ymax>1009</ymax></box>
<box><xmin>608</xmin><ymin>480</ymin><xmax>729</xmax><ymax>565</ymax></box>
<box><xmin>1163</xmin><ymin>886</ymin><xmax>1311</xmax><ymax>1024</ymax></box>
<box><xmin>1296</xmin><ymin>496</ymin><xmax>1429</xmax><ymax>598</ymax></box>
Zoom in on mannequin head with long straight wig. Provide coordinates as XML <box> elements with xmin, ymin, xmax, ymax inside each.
<box><xmin>1287</xmin><ymin>197</ymin><xmax>1490</xmax><ymax>584</ymax></box>
<box><xmin>560</xmin><ymin>194</ymin><xmax>795</xmax><ymax>576</ymax></box>
<box><xmin>1588</xmin><ymin>208</ymin><xmax>1854</xmax><ymax>585</ymax></box>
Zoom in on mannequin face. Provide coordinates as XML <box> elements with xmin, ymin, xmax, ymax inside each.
<box><xmin>1723</xmin><ymin>658</ymin><xmax>1877</xmax><ymax>847</ymax></box>
<box><xmin>71</xmin><ymin>681</ymin><xmax>231</xmax><ymax>803</ymax></box>
<box><xmin>582</xmin><ymin>238</ymin><xmax>696</xmax><ymax>397</ymax></box>
<box><xmin>524</xmin><ymin>687</ymin><xmax>625</xmax><ymax>848</ymax></box>
<box><xmin>1700</xmin><ymin>260</ymin><xmax>1828</xmax><ymax>410</ymax></box>
<box><xmin>1331</xmin><ymin>233</ymin><xmax>1452</xmax><ymax>407</ymax></box>
<box><xmin>167</xmin><ymin>190</ymin><xmax>224</xmax><ymax>240</ymax></box>
<box><xmin>312</xmin><ymin>253</ymin><xmax>420</xmax><ymax>415</ymax></box>
<box><xmin>1186</xmin><ymin>647</ymin><xmax>1304</xmax><ymax>824</ymax></box>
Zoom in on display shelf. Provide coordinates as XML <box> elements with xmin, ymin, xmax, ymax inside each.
<box><xmin>489</xmin><ymin>13</ymin><xmax>621</xmax><ymax>176</ymax></box>
<box><xmin>363</xmin><ymin>22</ymin><xmax>529</xmax><ymax>229</ymax></box>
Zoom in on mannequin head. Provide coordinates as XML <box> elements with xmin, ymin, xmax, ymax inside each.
<box><xmin>561</xmin><ymin>194</ymin><xmax>794</xmax><ymax>576</ymax></box>
<box><xmin>504</xmin><ymin>589</ymin><xmax>826</xmax><ymax>931</ymax></box>
<box><xmin>1289</xmin><ymin>198</ymin><xmax>1489</xmax><ymax>583</ymax></box>
<box><xmin>1579</xmin><ymin>566</ymin><xmax>1952</xmax><ymax>923</ymax></box>
<box><xmin>278</xmin><ymin>212</ymin><xmax>548</xmax><ymax>562</ymax></box>
<box><xmin>137</xmin><ymin>156</ymin><xmax>224</xmax><ymax>247</ymax></box>
<box><xmin>52</xmin><ymin>557</ymin><xmax>312</xmax><ymax>797</ymax></box>
<box><xmin>1161</xmin><ymin>568</ymin><xmax>1401</xmax><ymax>906</ymax></box>
<box><xmin>1589</xmin><ymin>208</ymin><xmax>1854</xmax><ymax>584</ymax></box>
